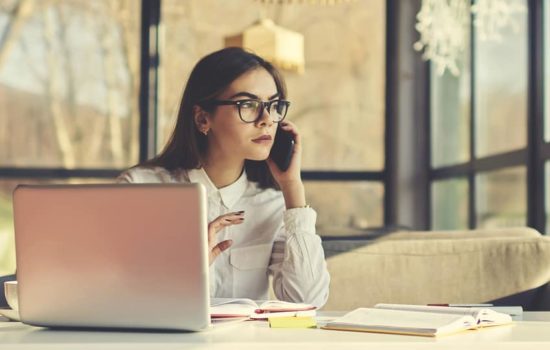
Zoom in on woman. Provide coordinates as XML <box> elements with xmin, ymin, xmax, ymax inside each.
<box><xmin>118</xmin><ymin>47</ymin><xmax>330</xmax><ymax>308</ymax></box>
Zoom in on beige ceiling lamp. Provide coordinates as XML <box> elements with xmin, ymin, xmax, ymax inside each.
<box><xmin>225</xmin><ymin>18</ymin><xmax>305</xmax><ymax>74</ymax></box>
<box><xmin>225</xmin><ymin>0</ymin><xmax>356</xmax><ymax>73</ymax></box>
<box><xmin>255</xmin><ymin>0</ymin><xmax>355</xmax><ymax>4</ymax></box>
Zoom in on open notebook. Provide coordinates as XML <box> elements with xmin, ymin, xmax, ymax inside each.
<box><xmin>321</xmin><ymin>304</ymin><xmax>513</xmax><ymax>337</ymax></box>
<box><xmin>210</xmin><ymin>298</ymin><xmax>316</xmax><ymax>320</ymax></box>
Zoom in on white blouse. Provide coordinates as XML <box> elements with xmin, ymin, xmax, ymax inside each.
<box><xmin>117</xmin><ymin>166</ymin><xmax>330</xmax><ymax>308</ymax></box>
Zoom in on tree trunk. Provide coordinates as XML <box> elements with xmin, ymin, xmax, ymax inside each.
<box><xmin>43</xmin><ymin>5</ymin><xmax>76</xmax><ymax>169</ymax></box>
<box><xmin>0</xmin><ymin>0</ymin><xmax>34</xmax><ymax>70</ymax></box>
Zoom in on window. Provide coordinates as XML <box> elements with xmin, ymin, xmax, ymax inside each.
<box><xmin>159</xmin><ymin>0</ymin><xmax>387</xmax><ymax>235</ymax></box>
<box><xmin>430</xmin><ymin>0</ymin><xmax>533</xmax><ymax>231</ymax></box>
<box><xmin>430</xmin><ymin>24</ymin><xmax>471</xmax><ymax>168</ymax></box>
<box><xmin>0</xmin><ymin>0</ymin><xmax>141</xmax><ymax>274</ymax></box>
<box><xmin>474</xmin><ymin>7</ymin><xmax>527</xmax><ymax>158</ymax></box>
<box><xmin>545</xmin><ymin>0</ymin><xmax>550</xmax><ymax>232</ymax></box>
<box><xmin>545</xmin><ymin>162</ymin><xmax>550</xmax><ymax>233</ymax></box>
<box><xmin>0</xmin><ymin>0</ymin><xmax>388</xmax><ymax>275</ymax></box>
<box><xmin>545</xmin><ymin>0</ymin><xmax>550</xmax><ymax>143</ymax></box>
<box><xmin>431</xmin><ymin>178</ymin><xmax>468</xmax><ymax>230</ymax></box>
<box><xmin>0</xmin><ymin>0</ymin><xmax>140</xmax><ymax>169</ymax></box>
<box><xmin>475</xmin><ymin>167</ymin><xmax>527</xmax><ymax>229</ymax></box>
<box><xmin>304</xmin><ymin>181</ymin><xmax>384</xmax><ymax>235</ymax></box>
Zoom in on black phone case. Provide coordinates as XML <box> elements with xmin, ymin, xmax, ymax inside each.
<box><xmin>269</xmin><ymin>129</ymin><xmax>295</xmax><ymax>171</ymax></box>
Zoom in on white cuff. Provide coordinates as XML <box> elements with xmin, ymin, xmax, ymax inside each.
<box><xmin>283</xmin><ymin>207</ymin><xmax>317</xmax><ymax>236</ymax></box>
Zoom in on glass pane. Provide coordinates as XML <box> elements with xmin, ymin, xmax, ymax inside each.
<box><xmin>160</xmin><ymin>0</ymin><xmax>386</xmax><ymax>171</ymax></box>
<box><xmin>431</xmin><ymin>22</ymin><xmax>471</xmax><ymax>167</ymax></box>
<box><xmin>0</xmin><ymin>178</ymin><xmax>115</xmax><ymax>275</ymax></box>
<box><xmin>474</xmin><ymin>0</ymin><xmax>527</xmax><ymax>157</ymax></box>
<box><xmin>431</xmin><ymin>178</ymin><xmax>469</xmax><ymax>230</ymax></box>
<box><xmin>546</xmin><ymin>162</ymin><xmax>550</xmax><ymax>234</ymax></box>
<box><xmin>0</xmin><ymin>0</ymin><xmax>140</xmax><ymax>168</ymax></box>
<box><xmin>475</xmin><ymin>167</ymin><xmax>526</xmax><ymax>229</ymax></box>
<box><xmin>304</xmin><ymin>181</ymin><xmax>384</xmax><ymax>236</ymax></box>
<box><xmin>545</xmin><ymin>0</ymin><xmax>550</xmax><ymax>142</ymax></box>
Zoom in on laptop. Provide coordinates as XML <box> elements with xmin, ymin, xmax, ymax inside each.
<box><xmin>13</xmin><ymin>183</ymin><xmax>210</xmax><ymax>331</ymax></box>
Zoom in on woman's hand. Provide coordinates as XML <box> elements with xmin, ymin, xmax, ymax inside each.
<box><xmin>266</xmin><ymin>121</ymin><xmax>307</xmax><ymax>209</ymax></box>
<box><xmin>207</xmin><ymin>211</ymin><xmax>244</xmax><ymax>265</ymax></box>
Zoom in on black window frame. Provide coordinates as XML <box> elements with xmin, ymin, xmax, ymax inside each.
<box><xmin>428</xmin><ymin>0</ymin><xmax>547</xmax><ymax>234</ymax></box>
<box><xmin>0</xmin><ymin>0</ymin><xmax>161</xmax><ymax>181</ymax></box>
<box><xmin>0</xmin><ymin>0</ymin><xmax>394</xmax><ymax>232</ymax></box>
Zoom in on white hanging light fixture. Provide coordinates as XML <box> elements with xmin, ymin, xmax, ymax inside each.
<box><xmin>415</xmin><ymin>0</ymin><xmax>527</xmax><ymax>76</ymax></box>
<box><xmin>414</xmin><ymin>0</ymin><xmax>470</xmax><ymax>77</ymax></box>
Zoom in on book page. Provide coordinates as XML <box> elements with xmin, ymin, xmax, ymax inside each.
<box><xmin>374</xmin><ymin>304</ymin><xmax>512</xmax><ymax>326</ymax></box>
<box><xmin>475</xmin><ymin>308</ymin><xmax>513</xmax><ymax>327</ymax></box>
<box><xmin>327</xmin><ymin>308</ymin><xmax>477</xmax><ymax>336</ymax></box>
<box><xmin>249</xmin><ymin>309</ymin><xmax>317</xmax><ymax>319</ymax></box>
<box><xmin>258</xmin><ymin>300</ymin><xmax>316</xmax><ymax>312</ymax></box>
<box><xmin>375</xmin><ymin>304</ymin><xmax>480</xmax><ymax>318</ymax></box>
<box><xmin>210</xmin><ymin>298</ymin><xmax>258</xmax><ymax>307</ymax></box>
<box><xmin>210</xmin><ymin>298</ymin><xmax>258</xmax><ymax>317</ymax></box>
<box><xmin>210</xmin><ymin>299</ymin><xmax>316</xmax><ymax>318</ymax></box>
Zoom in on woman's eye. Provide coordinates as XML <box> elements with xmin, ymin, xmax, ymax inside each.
<box><xmin>240</xmin><ymin>101</ymin><xmax>257</xmax><ymax>109</ymax></box>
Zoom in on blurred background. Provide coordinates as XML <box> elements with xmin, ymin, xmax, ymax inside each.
<box><xmin>0</xmin><ymin>0</ymin><xmax>548</xmax><ymax>275</ymax></box>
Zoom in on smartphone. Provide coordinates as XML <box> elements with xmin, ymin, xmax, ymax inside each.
<box><xmin>269</xmin><ymin>127</ymin><xmax>295</xmax><ymax>171</ymax></box>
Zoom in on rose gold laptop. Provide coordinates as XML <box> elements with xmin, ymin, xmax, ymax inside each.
<box><xmin>13</xmin><ymin>183</ymin><xmax>210</xmax><ymax>331</ymax></box>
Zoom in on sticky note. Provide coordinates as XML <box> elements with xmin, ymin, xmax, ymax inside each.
<box><xmin>268</xmin><ymin>316</ymin><xmax>317</xmax><ymax>328</ymax></box>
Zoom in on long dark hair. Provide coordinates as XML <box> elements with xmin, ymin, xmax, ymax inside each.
<box><xmin>143</xmin><ymin>47</ymin><xmax>287</xmax><ymax>189</ymax></box>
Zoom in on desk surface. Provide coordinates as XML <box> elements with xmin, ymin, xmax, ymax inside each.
<box><xmin>1</xmin><ymin>312</ymin><xmax>550</xmax><ymax>350</ymax></box>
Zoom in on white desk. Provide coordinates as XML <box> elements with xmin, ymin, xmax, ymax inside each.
<box><xmin>1</xmin><ymin>312</ymin><xmax>550</xmax><ymax>350</ymax></box>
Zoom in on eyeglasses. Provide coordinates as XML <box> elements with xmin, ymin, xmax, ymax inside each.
<box><xmin>205</xmin><ymin>99</ymin><xmax>290</xmax><ymax>123</ymax></box>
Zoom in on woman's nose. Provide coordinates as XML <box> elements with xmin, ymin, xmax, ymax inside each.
<box><xmin>255</xmin><ymin>106</ymin><xmax>274</xmax><ymax>127</ymax></box>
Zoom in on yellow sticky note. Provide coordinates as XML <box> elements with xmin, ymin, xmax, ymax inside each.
<box><xmin>268</xmin><ymin>316</ymin><xmax>317</xmax><ymax>329</ymax></box>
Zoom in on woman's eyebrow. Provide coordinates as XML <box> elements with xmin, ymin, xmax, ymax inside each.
<box><xmin>228</xmin><ymin>92</ymin><xmax>280</xmax><ymax>100</ymax></box>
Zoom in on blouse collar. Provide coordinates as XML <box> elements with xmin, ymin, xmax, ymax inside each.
<box><xmin>187</xmin><ymin>168</ymin><xmax>248</xmax><ymax>209</ymax></box>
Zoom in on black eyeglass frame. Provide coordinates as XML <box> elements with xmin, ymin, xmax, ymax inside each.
<box><xmin>203</xmin><ymin>99</ymin><xmax>291</xmax><ymax>123</ymax></box>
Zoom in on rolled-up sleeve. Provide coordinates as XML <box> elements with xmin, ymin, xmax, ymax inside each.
<box><xmin>116</xmin><ymin>171</ymin><xmax>134</xmax><ymax>183</ymax></box>
<box><xmin>268</xmin><ymin>207</ymin><xmax>330</xmax><ymax>308</ymax></box>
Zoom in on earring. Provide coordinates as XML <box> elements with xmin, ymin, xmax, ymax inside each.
<box><xmin>202</xmin><ymin>129</ymin><xmax>209</xmax><ymax>136</ymax></box>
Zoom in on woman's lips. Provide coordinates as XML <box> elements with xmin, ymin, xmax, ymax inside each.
<box><xmin>252</xmin><ymin>135</ymin><xmax>272</xmax><ymax>143</ymax></box>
